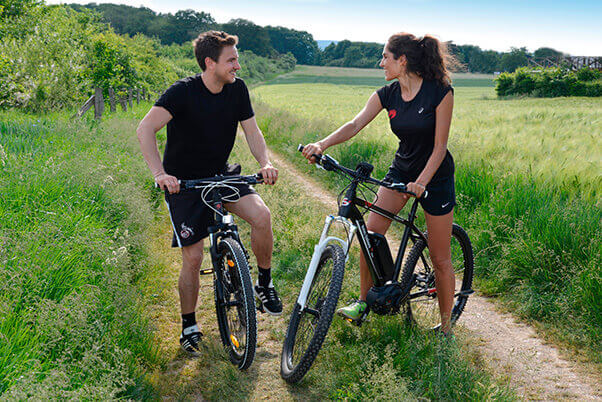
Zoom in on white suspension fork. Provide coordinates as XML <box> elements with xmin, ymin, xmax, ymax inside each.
<box><xmin>296</xmin><ymin>215</ymin><xmax>356</xmax><ymax>308</ymax></box>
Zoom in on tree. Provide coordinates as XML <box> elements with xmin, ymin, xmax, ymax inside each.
<box><xmin>533</xmin><ymin>47</ymin><xmax>564</xmax><ymax>59</ymax></box>
<box><xmin>500</xmin><ymin>47</ymin><xmax>529</xmax><ymax>72</ymax></box>
<box><xmin>265</xmin><ymin>26</ymin><xmax>319</xmax><ymax>65</ymax></box>
<box><xmin>0</xmin><ymin>0</ymin><xmax>40</xmax><ymax>19</ymax></box>
<box><xmin>220</xmin><ymin>19</ymin><xmax>274</xmax><ymax>57</ymax></box>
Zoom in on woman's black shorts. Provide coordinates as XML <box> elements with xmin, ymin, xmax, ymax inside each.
<box><xmin>384</xmin><ymin>167</ymin><xmax>455</xmax><ymax>216</ymax></box>
<box><xmin>165</xmin><ymin>180</ymin><xmax>256</xmax><ymax>248</ymax></box>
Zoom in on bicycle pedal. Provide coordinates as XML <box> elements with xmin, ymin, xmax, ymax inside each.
<box><xmin>200</xmin><ymin>268</ymin><xmax>213</xmax><ymax>275</ymax></box>
<box><xmin>256</xmin><ymin>299</ymin><xmax>265</xmax><ymax>313</ymax></box>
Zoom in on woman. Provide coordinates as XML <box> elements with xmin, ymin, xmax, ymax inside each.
<box><xmin>302</xmin><ymin>32</ymin><xmax>457</xmax><ymax>335</ymax></box>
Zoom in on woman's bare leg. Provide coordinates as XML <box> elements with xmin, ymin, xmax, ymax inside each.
<box><xmin>424</xmin><ymin>209</ymin><xmax>454</xmax><ymax>334</ymax></box>
<box><xmin>359</xmin><ymin>187</ymin><xmax>408</xmax><ymax>300</ymax></box>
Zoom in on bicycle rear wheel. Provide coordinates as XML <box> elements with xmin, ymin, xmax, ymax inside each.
<box><xmin>214</xmin><ymin>237</ymin><xmax>256</xmax><ymax>370</ymax></box>
<box><xmin>400</xmin><ymin>223</ymin><xmax>474</xmax><ymax>330</ymax></box>
<box><xmin>281</xmin><ymin>244</ymin><xmax>345</xmax><ymax>383</ymax></box>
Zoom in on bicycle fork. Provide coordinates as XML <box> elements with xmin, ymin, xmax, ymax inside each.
<box><xmin>295</xmin><ymin>215</ymin><xmax>356</xmax><ymax>310</ymax></box>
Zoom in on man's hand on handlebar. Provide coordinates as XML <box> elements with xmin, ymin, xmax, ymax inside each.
<box><xmin>259</xmin><ymin>162</ymin><xmax>278</xmax><ymax>185</ymax></box>
<box><xmin>301</xmin><ymin>142</ymin><xmax>323</xmax><ymax>164</ymax></box>
<box><xmin>155</xmin><ymin>172</ymin><xmax>180</xmax><ymax>194</ymax></box>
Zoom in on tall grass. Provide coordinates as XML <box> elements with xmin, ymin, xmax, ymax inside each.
<box><xmin>252</xmin><ymin>83</ymin><xmax>602</xmax><ymax>363</ymax></box>
<box><xmin>0</xmin><ymin>109</ymin><xmax>165</xmax><ymax>397</ymax></box>
<box><xmin>254</xmin><ymin>83</ymin><xmax>601</xmax><ymax>199</ymax></box>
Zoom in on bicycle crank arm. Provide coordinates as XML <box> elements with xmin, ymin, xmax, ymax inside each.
<box><xmin>200</xmin><ymin>268</ymin><xmax>214</xmax><ymax>275</ymax></box>
<box><xmin>457</xmin><ymin>289</ymin><xmax>475</xmax><ymax>297</ymax></box>
<box><xmin>302</xmin><ymin>306</ymin><xmax>321</xmax><ymax>318</ymax></box>
<box><xmin>409</xmin><ymin>288</ymin><xmax>475</xmax><ymax>299</ymax></box>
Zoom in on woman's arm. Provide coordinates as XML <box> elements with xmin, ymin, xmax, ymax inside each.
<box><xmin>407</xmin><ymin>91</ymin><xmax>454</xmax><ymax>198</ymax></box>
<box><xmin>302</xmin><ymin>92</ymin><xmax>383</xmax><ymax>161</ymax></box>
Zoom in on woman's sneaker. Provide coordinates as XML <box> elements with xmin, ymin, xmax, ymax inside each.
<box><xmin>254</xmin><ymin>280</ymin><xmax>283</xmax><ymax>316</ymax></box>
<box><xmin>336</xmin><ymin>300</ymin><xmax>368</xmax><ymax>321</ymax></box>
<box><xmin>180</xmin><ymin>324</ymin><xmax>203</xmax><ymax>355</ymax></box>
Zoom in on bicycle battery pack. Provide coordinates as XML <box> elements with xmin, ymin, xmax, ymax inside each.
<box><xmin>367</xmin><ymin>231</ymin><xmax>394</xmax><ymax>284</ymax></box>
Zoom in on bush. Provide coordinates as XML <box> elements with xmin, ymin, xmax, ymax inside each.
<box><xmin>495</xmin><ymin>67</ymin><xmax>602</xmax><ymax>98</ymax></box>
<box><xmin>237</xmin><ymin>50</ymin><xmax>296</xmax><ymax>83</ymax></box>
<box><xmin>513</xmin><ymin>67</ymin><xmax>536</xmax><ymax>95</ymax></box>
<box><xmin>494</xmin><ymin>72</ymin><xmax>513</xmax><ymax>96</ymax></box>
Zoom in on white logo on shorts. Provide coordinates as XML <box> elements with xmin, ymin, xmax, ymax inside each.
<box><xmin>441</xmin><ymin>202</ymin><xmax>450</xmax><ymax>208</ymax></box>
<box><xmin>418</xmin><ymin>107</ymin><xmax>424</xmax><ymax>114</ymax></box>
<box><xmin>180</xmin><ymin>223</ymin><xmax>194</xmax><ymax>239</ymax></box>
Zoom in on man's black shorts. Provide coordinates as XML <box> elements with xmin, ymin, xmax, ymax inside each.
<box><xmin>384</xmin><ymin>167</ymin><xmax>455</xmax><ymax>216</ymax></box>
<box><xmin>165</xmin><ymin>174</ymin><xmax>257</xmax><ymax>248</ymax></box>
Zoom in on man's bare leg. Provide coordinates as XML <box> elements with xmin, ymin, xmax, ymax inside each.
<box><xmin>226</xmin><ymin>193</ymin><xmax>282</xmax><ymax>315</ymax></box>
<box><xmin>178</xmin><ymin>239</ymin><xmax>204</xmax><ymax>353</ymax></box>
<box><xmin>179</xmin><ymin>239</ymin><xmax>204</xmax><ymax>314</ymax></box>
<box><xmin>225</xmin><ymin>194</ymin><xmax>272</xmax><ymax>269</ymax></box>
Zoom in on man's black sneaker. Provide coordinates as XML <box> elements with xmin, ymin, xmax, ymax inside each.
<box><xmin>180</xmin><ymin>324</ymin><xmax>203</xmax><ymax>355</ymax></box>
<box><xmin>254</xmin><ymin>280</ymin><xmax>283</xmax><ymax>316</ymax></box>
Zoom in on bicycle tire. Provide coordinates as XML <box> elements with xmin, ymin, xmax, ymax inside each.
<box><xmin>214</xmin><ymin>237</ymin><xmax>257</xmax><ymax>370</ymax></box>
<box><xmin>400</xmin><ymin>223</ymin><xmax>474</xmax><ymax>329</ymax></box>
<box><xmin>281</xmin><ymin>244</ymin><xmax>345</xmax><ymax>383</ymax></box>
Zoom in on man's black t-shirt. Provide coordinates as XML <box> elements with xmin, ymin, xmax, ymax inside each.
<box><xmin>376</xmin><ymin>79</ymin><xmax>454</xmax><ymax>183</ymax></box>
<box><xmin>155</xmin><ymin>75</ymin><xmax>254</xmax><ymax>179</ymax></box>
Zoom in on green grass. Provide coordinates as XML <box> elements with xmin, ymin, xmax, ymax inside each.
<box><xmin>251</xmin><ymin>70</ymin><xmax>602</xmax><ymax>365</ymax></box>
<box><xmin>267</xmin><ymin>65</ymin><xmax>495</xmax><ymax>87</ymax></box>
<box><xmin>0</xmin><ymin>107</ymin><xmax>167</xmax><ymax>398</ymax></box>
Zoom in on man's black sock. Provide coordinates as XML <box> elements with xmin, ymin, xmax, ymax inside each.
<box><xmin>257</xmin><ymin>266</ymin><xmax>271</xmax><ymax>288</ymax></box>
<box><xmin>182</xmin><ymin>312</ymin><xmax>196</xmax><ymax>330</ymax></box>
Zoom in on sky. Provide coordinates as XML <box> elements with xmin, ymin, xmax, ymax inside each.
<box><xmin>48</xmin><ymin>0</ymin><xmax>602</xmax><ymax>56</ymax></box>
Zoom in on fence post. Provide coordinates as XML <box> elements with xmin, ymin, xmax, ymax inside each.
<box><xmin>108</xmin><ymin>88</ymin><xmax>116</xmax><ymax>113</ymax></box>
<box><xmin>128</xmin><ymin>88</ymin><xmax>133</xmax><ymax>109</ymax></box>
<box><xmin>94</xmin><ymin>88</ymin><xmax>104</xmax><ymax>120</ymax></box>
<box><xmin>120</xmin><ymin>89</ymin><xmax>127</xmax><ymax>112</ymax></box>
<box><xmin>136</xmin><ymin>88</ymin><xmax>140</xmax><ymax>104</ymax></box>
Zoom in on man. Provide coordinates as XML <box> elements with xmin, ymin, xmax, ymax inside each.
<box><xmin>136</xmin><ymin>30</ymin><xmax>282</xmax><ymax>354</ymax></box>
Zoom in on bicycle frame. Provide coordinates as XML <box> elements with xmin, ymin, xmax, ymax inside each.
<box><xmin>296</xmin><ymin>183</ymin><xmax>428</xmax><ymax>309</ymax></box>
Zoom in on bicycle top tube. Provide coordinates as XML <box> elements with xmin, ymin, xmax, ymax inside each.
<box><xmin>297</xmin><ymin>144</ymin><xmax>424</xmax><ymax>199</ymax></box>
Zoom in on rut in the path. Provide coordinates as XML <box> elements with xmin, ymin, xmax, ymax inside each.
<box><xmin>269</xmin><ymin>151</ymin><xmax>601</xmax><ymax>401</ymax></box>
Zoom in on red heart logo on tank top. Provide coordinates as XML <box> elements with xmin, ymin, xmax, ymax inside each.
<box><xmin>388</xmin><ymin>109</ymin><xmax>397</xmax><ymax>119</ymax></box>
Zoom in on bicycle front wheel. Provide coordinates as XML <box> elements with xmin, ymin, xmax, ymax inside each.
<box><xmin>400</xmin><ymin>223</ymin><xmax>474</xmax><ymax>330</ymax></box>
<box><xmin>214</xmin><ymin>237</ymin><xmax>257</xmax><ymax>370</ymax></box>
<box><xmin>281</xmin><ymin>244</ymin><xmax>345</xmax><ymax>383</ymax></box>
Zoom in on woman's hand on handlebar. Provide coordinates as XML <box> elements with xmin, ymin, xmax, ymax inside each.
<box><xmin>259</xmin><ymin>162</ymin><xmax>278</xmax><ymax>185</ymax></box>
<box><xmin>406</xmin><ymin>181</ymin><xmax>426</xmax><ymax>199</ymax></box>
<box><xmin>301</xmin><ymin>142</ymin><xmax>323</xmax><ymax>164</ymax></box>
<box><xmin>155</xmin><ymin>172</ymin><xmax>180</xmax><ymax>194</ymax></box>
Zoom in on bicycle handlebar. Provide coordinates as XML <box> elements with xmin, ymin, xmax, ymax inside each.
<box><xmin>298</xmin><ymin>144</ymin><xmax>424</xmax><ymax>198</ymax></box>
<box><xmin>154</xmin><ymin>173</ymin><xmax>263</xmax><ymax>190</ymax></box>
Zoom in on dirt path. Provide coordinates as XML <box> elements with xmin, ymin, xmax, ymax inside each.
<box><xmin>151</xmin><ymin>150</ymin><xmax>600</xmax><ymax>401</ymax></box>
<box><xmin>270</xmin><ymin>151</ymin><xmax>601</xmax><ymax>401</ymax></box>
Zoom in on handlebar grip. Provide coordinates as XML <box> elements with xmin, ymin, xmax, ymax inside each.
<box><xmin>298</xmin><ymin>143</ymin><xmax>323</xmax><ymax>164</ymax></box>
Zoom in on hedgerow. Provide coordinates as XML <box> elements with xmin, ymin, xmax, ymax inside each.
<box><xmin>495</xmin><ymin>67</ymin><xmax>602</xmax><ymax>97</ymax></box>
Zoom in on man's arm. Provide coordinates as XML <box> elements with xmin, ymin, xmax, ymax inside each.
<box><xmin>239</xmin><ymin>116</ymin><xmax>278</xmax><ymax>185</ymax></box>
<box><xmin>136</xmin><ymin>106</ymin><xmax>180</xmax><ymax>193</ymax></box>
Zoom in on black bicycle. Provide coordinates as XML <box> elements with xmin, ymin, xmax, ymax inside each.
<box><xmin>280</xmin><ymin>145</ymin><xmax>474</xmax><ymax>383</ymax></box>
<box><xmin>168</xmin><ymin>174</ymin><xmax>262</xmax><ymax>370</ymax></box>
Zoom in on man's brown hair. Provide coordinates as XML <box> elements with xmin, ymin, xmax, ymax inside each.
<box><xmin>193</xmin><ymin>30</ymin><xmax>239</xmax><ymax>71</ymax></box>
